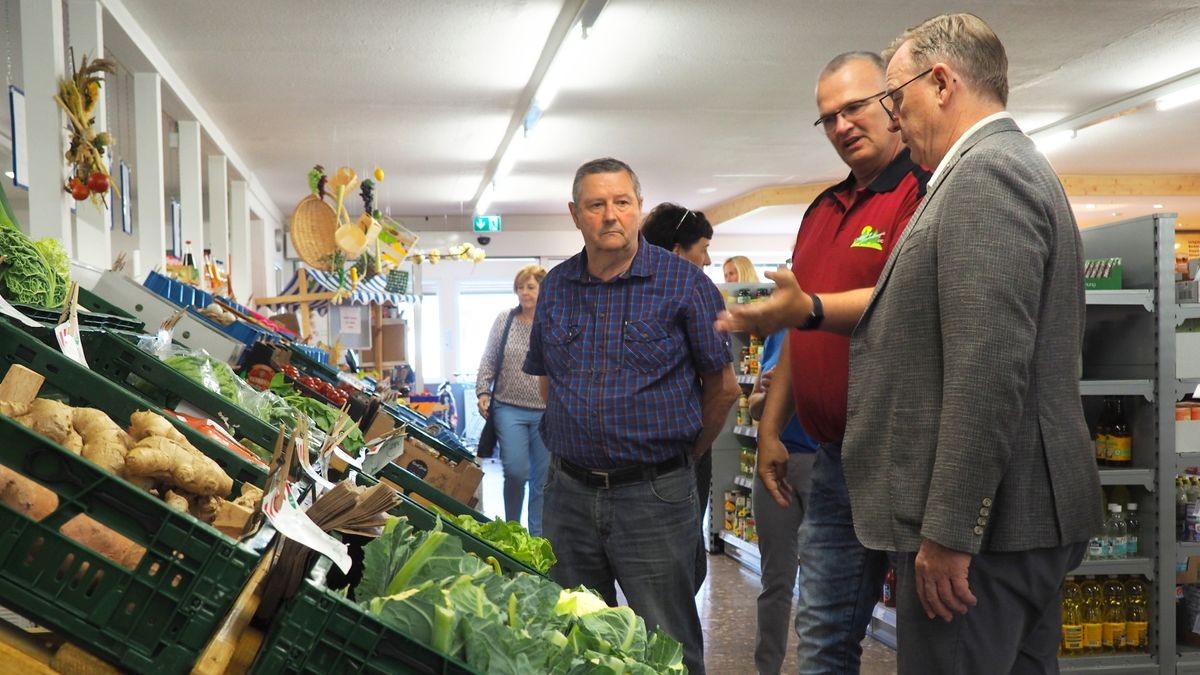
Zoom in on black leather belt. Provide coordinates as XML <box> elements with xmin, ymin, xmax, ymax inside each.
<box><xmin>554</xmin><ymin>454</ymin><xmax>689</xmax><ymax>489</ymax></box>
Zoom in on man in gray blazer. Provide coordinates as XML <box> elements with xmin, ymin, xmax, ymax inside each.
<box><xmin>719</xmin><ymin>13</ymin><xmax>1102</xmax><ymax>673</ymax></box>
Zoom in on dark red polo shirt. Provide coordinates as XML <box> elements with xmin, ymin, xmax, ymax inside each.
<box><xmin>789</xmin><ymin>148</ymin><xmax>928</xmax><ymax>443</ymax></box>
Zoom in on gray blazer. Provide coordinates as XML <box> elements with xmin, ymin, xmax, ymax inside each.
<box><xmin>842</xmin><ymin>117</ymin><xmax>1103</xmax><ymax>555</ymax></box>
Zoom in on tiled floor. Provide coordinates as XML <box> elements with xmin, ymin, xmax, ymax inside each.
<box><xmin>478</xmin><ymin>459</ymin><xmax>898</xmax><ymax>674</ymax></box>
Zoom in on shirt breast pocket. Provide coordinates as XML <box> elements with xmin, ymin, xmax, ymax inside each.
<box><xmin>544</xmin><ymin>320</ymin><xmax>583</xmax><ymax>373</ymax></box>
<box><xmin>623</xmin><ymin>319</ymin><xmax>680</xmax><ymax>374</ymax></box>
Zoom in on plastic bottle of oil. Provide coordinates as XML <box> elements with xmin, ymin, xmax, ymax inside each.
<box><xmin>1123</xmin><ymin>577</ymin><xmax>1149</xmax><ymax>653</ymax></box>
<box><xmin>1080</xmin><ymin>577</ymin><xmax>1105</xmax><ymax>654</ymax></box>
<box><xmin>1061</xmin><ymin>578</ymin><xmax>1085</xmax><ymax>656</ymax></box>
<box><xmin>1101</xmin><ymin>576</ymin><xmax>1127</xmax><ymax>652</ymax></box>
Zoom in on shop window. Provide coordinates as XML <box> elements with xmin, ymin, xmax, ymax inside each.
<box><xmin>457</xmin><ymin>292</ymin><xmax>518</xmax><ymax>376</ymax></box>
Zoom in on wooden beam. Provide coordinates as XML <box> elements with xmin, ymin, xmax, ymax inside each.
<box><xmin>1059</xmin><ymin>174</ymin><xmax>1200</xmax><ymax>196</ymax></box>
<box><xmin>255</xmin><ymin>291</ymin><xmax>338</xmax><ymax>306</ymax></box>
<box><xmin>706</xmin><ymin>183</ymin><xmax>833</xmax><ymax>226</ymax></box>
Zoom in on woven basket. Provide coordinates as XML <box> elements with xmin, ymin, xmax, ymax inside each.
<box><xmin>289</xmin><ymin>195</ymin><xmax>338</xmax><ymax>270</ymax></box>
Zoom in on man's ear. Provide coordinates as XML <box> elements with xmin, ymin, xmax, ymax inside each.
<box><xmin>932</xmin><ymin>63</ymin><xmax>954</xmax><ymax>104</ymax></box>
<box><xmin>568</xmin><ymin>202</ymin><xmax>581</xmax><ymax>230</ymax></box>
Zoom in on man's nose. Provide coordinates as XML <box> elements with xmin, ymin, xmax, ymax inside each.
<box><xmin>887</xmin><ymin>115</ymin><xmax>901</xmax><ymax>133</ymax></box>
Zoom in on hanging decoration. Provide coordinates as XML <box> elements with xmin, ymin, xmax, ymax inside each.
<box><xmin>288</xmin><ymin>164</ymin><xmax>484</xmax><ymax>304</ymax></box>
<box><xmin>54</xmin><ymin>52</ymin><xmax>118</xmax><ymax>210</ymax></box>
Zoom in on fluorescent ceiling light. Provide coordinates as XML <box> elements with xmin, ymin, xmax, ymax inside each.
<box><xmin>475</xmin><ymin>183</ymin><xmax>495</xmax><ymax>215</ymax></box>
<box><xmin>1033</xmin><ymin>129</ymin><xmax>1075</xmax><ymax>154</ymax></box>
<box><xmin>1156</xmin><ymin>83</ymin><xmax>1200</xmax><ymax>111</ymax></box>
<box><xmin>1154</xmin><ymin>203</ymin><xmax>1165</xmax><ymax>209</ymax></box>
<box><xmin>533</xmin><ymin>23</ymin><xmax>584</xmax><ymax>112</ymax></box>
<box><xmin>494</xmin><ymin>131</ymin><xmax>527</xmax><ymax>181</ymax></box>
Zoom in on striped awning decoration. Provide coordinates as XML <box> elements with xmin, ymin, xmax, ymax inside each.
<box><xmin>275</xmin><ymin>268</ymin><xmax>419</xmax><ymax>314</ymax></box>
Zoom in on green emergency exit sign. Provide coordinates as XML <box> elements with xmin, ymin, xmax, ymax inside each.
<box><xmin>473</xmin><ymin>215</ymin><xmax>502</xmax><ymax>232</ymax></box>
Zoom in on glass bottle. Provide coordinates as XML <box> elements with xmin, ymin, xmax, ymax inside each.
<box><xmin>1108</xmin><ymin>398</ymin><xmax>1133</xmax><ymax>466</ymax></box>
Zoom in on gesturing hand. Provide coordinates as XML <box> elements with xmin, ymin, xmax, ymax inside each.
<box><xmin>714</xmin><ymin>267</ymin><xmax>813</xmax><ymax>337</ymax></box>
<box><xmin>914</xmin><ymin>538</ymin><xmax>977</xmax><ymax>622</ymax></box>
<box><xmin>755</xmin><ymin>436</ymin><xmax>792</xmax><ymax>508</ymax></box>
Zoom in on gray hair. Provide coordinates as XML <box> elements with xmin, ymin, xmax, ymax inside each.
<box><xmin>819</xmin><ymin>51</ymin><xmax>886</xmax><ymax>82</ymax></box>
<box><xmin>885</xmin><ymin>13</ymin><xmax>1008</xmax><ymax>106</ymax></box>
<box><xmin>571</xmin><ymin>157</ymin><xmax>642</xmax><ymax>204</ymax></box>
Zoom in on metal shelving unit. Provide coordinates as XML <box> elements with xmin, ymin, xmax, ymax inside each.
<box><xmin>718</xmin><ymin>530</ymin><xmax>761</xmax><ymax>573</ymax></box>
<box><xmin>1071</xmin><ymin>213</ymin><xmax>1176</xmax><ymax>672</ymax></box>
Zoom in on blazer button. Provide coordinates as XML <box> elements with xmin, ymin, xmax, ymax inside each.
<box><xmin>973</xmin><ymin>525</ymin><xmax>984</xmax><ymax>536</ymax></box>
<box><xmin>982</xmin><ymin>497</ymin><xmax>993</xmax><ymax>507</ymax></box>
<box><xmin>979</xmin><ymin>507</ymin><xmax>990</xmax><ymax>517</ymax></box>
<box><xmin>977</xmin><ymin>517</ymin><xmax>987</xmax><ymax>526</ymax></box>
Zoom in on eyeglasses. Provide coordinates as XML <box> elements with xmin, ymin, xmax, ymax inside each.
<box><xmin>813</xmin><ymin>92</ymin><xmax>885</xmax><ymax>129</ymax></box>
<box><xmin>879</xmin><ymin>68</ymin><xmax>933</xmax><ymax>121</ymax></box>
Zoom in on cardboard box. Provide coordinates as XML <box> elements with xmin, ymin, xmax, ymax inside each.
<box><xmin>395</xmin><ymin>436</ymin><xmax>482</xmax><ymax>508</ymax></box>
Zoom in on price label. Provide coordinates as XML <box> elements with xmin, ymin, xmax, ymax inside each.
<box><xmin>54</xmin><ymin>319</ymin><xmax>89</xmax><ymax>368</ymax></box>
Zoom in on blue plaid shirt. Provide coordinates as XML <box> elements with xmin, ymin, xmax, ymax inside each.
<box><xmin>524</xmin><ymin>237</ymin><xmax>731</xmax><ymax>469</ymax></box>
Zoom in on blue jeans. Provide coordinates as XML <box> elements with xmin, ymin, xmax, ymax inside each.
<box><xmin>794</xmin><ymin>442</ymin><xmax>890</xmax><ymax>675</ymax></box>
<box><xmin>493</xmin><ymin>402</ymin><xmax>550</xmax><ymax>536</ymax></box>
<box><xmin>543</xmin><ymin>460</ymin><xmax>705</xmax><ymax>675</ymax></box>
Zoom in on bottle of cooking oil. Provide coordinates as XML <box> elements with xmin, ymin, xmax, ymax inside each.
<box><xmin>1061</xmin><ymin>578</ymin><xmax>1084</xmax><ymax>656</ymax></box>
<box><xmin>1124</xmin><ymin>577</ymin><xmax>1149</xmax><ymax>653</ymax></box>
<box><xmin>1101</xmin><ymin>576</ymin><xmax>1126</xmax><ymax>652</ymax></box>
<box><xmin>1080</xmin><ymin>577</ymin><xmax>1104</xmax><ymax>654</ymax></box>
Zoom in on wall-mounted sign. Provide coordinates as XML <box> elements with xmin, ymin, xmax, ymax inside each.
<box><xmin>472</xmin><ymin>215</ymin><xmax>501</xmax><ymax>232</ymax></box>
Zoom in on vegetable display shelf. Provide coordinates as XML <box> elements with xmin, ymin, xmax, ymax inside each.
<box><xmin>0</xmin><ymin>320</ymin><xmax>267</xmax><ymax>490</ymax></box>
<box><xmin>383</xmin><ymin>402</ymin><xmax>473</xmax><ymax>459</ymax></box>
<box><xmin>81</xmin><ymin>330</ymin><xmax>281</xmax><ymax>450</ymax></box>
<box><xmin>0</xmin><ymin>417</ymin><xmax>261</xmax><ymax>675</ymax></box>
<box><xmin>11</xmin><ymin>301</ymin><xmax>144</xmax><ymax>335</ymax></box>
<box><xmin>249</xmin><ymin>578</ymin><xmax>479</xmax><ymax>675</ymax></box>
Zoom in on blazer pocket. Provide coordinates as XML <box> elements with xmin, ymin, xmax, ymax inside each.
<box><xmin>887</xmin><ymin>405</ymin><xmax>940</xmax><ymax>531</ymax></box>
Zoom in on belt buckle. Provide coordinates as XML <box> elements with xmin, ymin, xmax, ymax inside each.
<box><xmin>590</xmin><ymin>469</ymin><xmax>611</xmax><ymax>489</ymax></box>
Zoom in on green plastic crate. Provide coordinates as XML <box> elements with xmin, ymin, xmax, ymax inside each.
<box><xmin>0</xmin><ymin>320</ymin><xmax>267</xmax><ymax>490</ymax></box>
<box><xmin>81</xmin><ymin>330</ymin><xmax>280</xmax><ymax>452</ymax></box>
<box><xmin>0</xmin><ymin>416</ymin><xmax>259</xmax><ymax>674</ymax></box>
<box><xmin>249</xmin><ymin>578</ymin><xmax>479</xmax><ymax>675</ymax></box>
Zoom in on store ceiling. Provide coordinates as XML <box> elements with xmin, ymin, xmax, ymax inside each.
<box><xmin>110</xmin><ymin>0</ymin><xmax>1200</xmax><ymax>231</ymax></box>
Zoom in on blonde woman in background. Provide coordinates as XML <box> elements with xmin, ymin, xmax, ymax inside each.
<box><xmin>476</xmin><ymin>264</ymin><xmax>550</xmax><ymax>535</ymax></box>
<box><xmin>724</xmin><ymin>255</ymin><xmax>759</xmax><ymax>283</ymax></box>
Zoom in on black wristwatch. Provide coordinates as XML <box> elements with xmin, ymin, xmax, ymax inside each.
<box><xmin>798</xmin><ymin>292</ymin><xmax>824</xmax><ymax>330</ymax></box>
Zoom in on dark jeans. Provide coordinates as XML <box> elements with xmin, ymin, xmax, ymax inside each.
<box><xmin>543</xmin><ymin>460</ymin><xmax>705</xmax><ymax>675</ymax></box>
<box><xmin>794</xmin><ymin>442</ymin><xmax>890</xmax><ymax>675</ymax></box>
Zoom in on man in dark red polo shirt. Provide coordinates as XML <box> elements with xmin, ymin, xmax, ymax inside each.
<box><xmin>754</xmin><ymin>51</ymin><xmax>928</xmax><ymax>673</ymax></box>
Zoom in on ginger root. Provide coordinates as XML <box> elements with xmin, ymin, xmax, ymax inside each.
<box><xmin>0</xmin><ymin>400</ymin><xmax>30</xmax><ymax>418</ymax></box>
<box><xmin>233</xmin><ymin>483</ymin><xmax>263</xmax><ymax>511</ymax></box>
<box><xmin>163</xmin><ymin>489</ymin><xmax>189</xmax><ymax>512</ymax></box>
<box><xmin>124</xmin><ymin>436</ymin><xmax>233</xmax><ymax>497</ymax></box>
<box><xmin>128</xmin><ymin>410</ymin><xmax>190</xmax><ymax>446</ymax></box>
<box><xmin>15</xmin><ymin>399</ymin><xmax>83</xmax><ymax>454</ymax></box>
<box><xmin>188</xmin><ymin>494</ymin><xmax>221</xmax><ymax>523</ymax></box>
<box><xmin>73</xmin><ymin>407</ymin><xmax>132</xmax><ymax>474</ymax></box>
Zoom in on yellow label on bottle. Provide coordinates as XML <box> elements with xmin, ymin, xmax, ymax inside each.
<box><xmin>1062</xmin><ymin>624</ymin><xmax>1084</xmax><ymax>650</ymax></box>
<box><xmin>1083</xmin><ymin>623</ymin><xmax>1102</xmax><ymax>648</ymax></box>
<box><xmin>1126</xmin><ymin>621</ymin><xmax>1148</xmax><ymax>647</ymax></box>
<box><xmin>1109</xmin><ymin>436</ymin><xmax>1132</xmax><ymax>462</ymax></box>
<box><xmin>1102</xmin><ymin>622</ymin><xmax>1126</xmax><ymax>648</ymax></box>
<box><xmin>1095</xmin><ymin>434</ymin><xmax>1110</xmax><ymax>461</ymax></box>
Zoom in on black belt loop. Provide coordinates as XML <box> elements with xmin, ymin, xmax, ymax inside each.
<box><xmin>553</xmin><ymin>453</ymin><xmax>689</xmax><ymax>489</ymax></box>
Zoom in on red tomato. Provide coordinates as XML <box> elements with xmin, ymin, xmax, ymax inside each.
<box><xmin>68</xmin><ymin>179</ymin><xmax>90</xmax><ymax>201</ymax></box>
<box><xmin>87</xmin><ymin>171</ymin><xmax>110</xmax><ymax>194</ymax></box>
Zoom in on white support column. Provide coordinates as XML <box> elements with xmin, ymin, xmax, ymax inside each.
<box><xmin>133</xmin><ymin>72</ymin><xmax>165</xmax><ymax>276</ymax></box>
<box><xmin>177</xmin><ymin>119</ymin><xmax>202</xmax><ymax>265</ymax></box>
<box><xmin>206</xmin><ymin>154</ymin><xmax>228</xmax><ymax>269</ymax></box>
<box><xmin>19</xmin><ymin>0</ymin><xmax>71</xmax><ymax>251</ymax></box>
<box><xmin>248</xmin><ymin>215</ymin><xmax>268</xmax><ymax>301</ymax></box>
<box><xmin>229</xmin><ymin>180</ymin><xmax>251</xmax><ymax>302</ymax></box>
<box><xmin>67</xmin><ymin>0</ymin><xmax>112</xmax><ymax>267</ymax></box>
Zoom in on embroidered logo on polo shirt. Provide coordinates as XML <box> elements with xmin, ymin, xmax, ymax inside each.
<box><xmin>850</xmin><ymin>225</ymin><xmax>885</xmax><ymax>251</ymax></box>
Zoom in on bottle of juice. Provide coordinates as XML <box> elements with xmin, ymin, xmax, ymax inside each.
<box><xmin>1123</xmin><ymin>577</ymin><xmax>1149</xmax><ymax>653</ymax></box>
<box><xmin>1080</xmin><ymin>577</ymin><xmax>1104</xmax><ymax>654</ymax></box>
<box><xmin>1061</xmin><ymin>578</ymin><xmax>1084</xmax><ymax>656</ymax></box>
<box><xmin>1101</xmin><ymin>576</ymin><xmax>1126</xmax><ymax>652</ymax></box>
<box><xmin>1094</xmin><ymin>398</ymin><xmax>1115</xmax><ymax>466</ymax></box>
<box><xmin>1108</xmin><ymin>398</ymin><xmax>1133</xmax><ymax>466</ymax></box>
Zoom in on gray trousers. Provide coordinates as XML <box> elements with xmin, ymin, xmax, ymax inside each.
<box><xmin>752</xmin><ymin>452</ymin><xmax>815</xmax><ymax>675</ymax></box>
<box><xmin>894</xmin><ymin>541</ymin><xmax>1087</xmax><ymax>675</ymax></box>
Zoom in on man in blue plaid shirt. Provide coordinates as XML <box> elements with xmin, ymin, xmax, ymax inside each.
<box><xmin>525</xmin><ymin>157</ymin><xmax>740</xmax><ymax>675</ymax></box>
